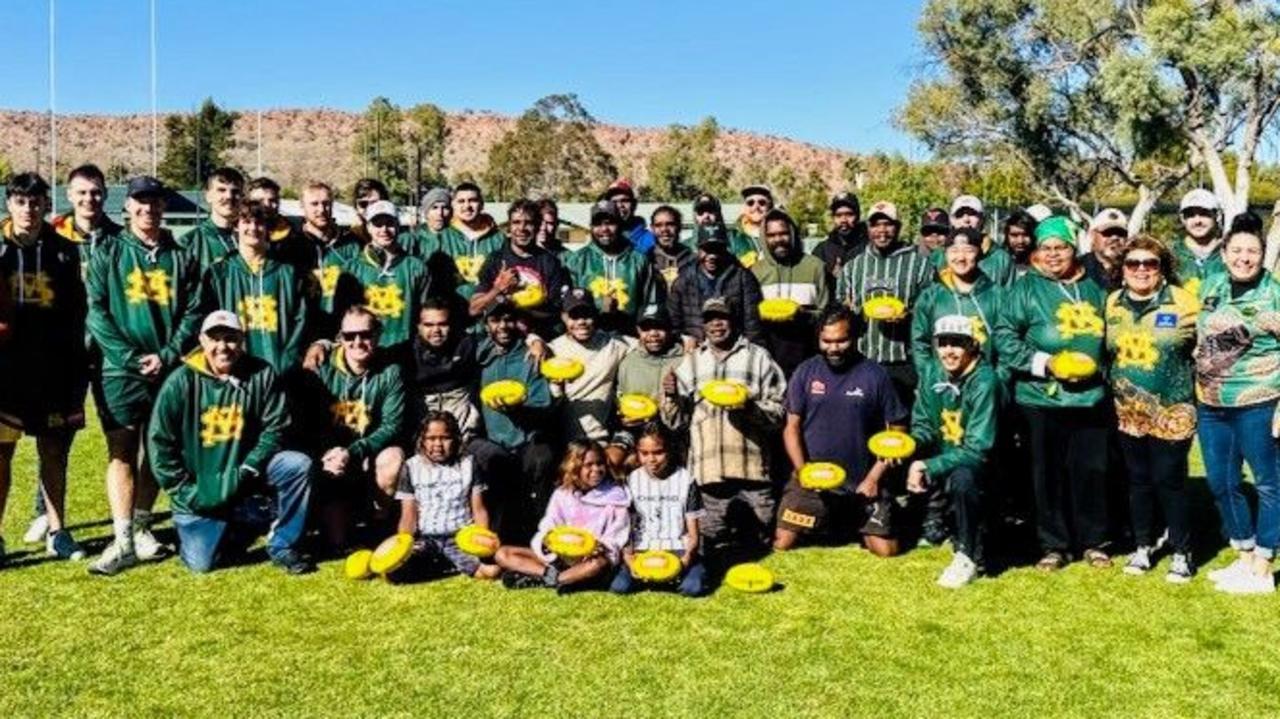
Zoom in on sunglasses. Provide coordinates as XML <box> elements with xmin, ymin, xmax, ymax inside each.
<box><xmin>341</xmin><ymin>330</ymin><xmax>376</xmax><ymax>342</ymax></box>
<box><xmin>745</xmin><ymin>199</ymin><xmax>771</xmax><ymax>208</ymax></box>
<box><xmin>1123</xmin><ymin>258</ymin><xmax>1161</xmax><ymax>271</ymax></box>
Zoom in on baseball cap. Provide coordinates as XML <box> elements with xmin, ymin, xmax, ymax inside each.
<box><xmin>866</xmin><ymin>200</ymin><xmax>899</xmax><ymax>223</ymax></box>
<box><xmin>1091</xmin><ymin>208</ymin><xmax>1129</xmax><ymax>233</ymax></box>
<box><xmin>1025</xmin><ymin>204</ymin><xmax>1053</xmax><ymax>222</ymax></box>
<box><xmin>485</xmin><ymin>296</ymin><xmax>518</xmax><ymax>318</ymax></box>
<box><xmin>950</xmin><ymin>195</ymin><xmax>984</xmax><ymax>217</ymax></box>
<box><xmin>590</xmin><ymin>199</ymin><xmax>620</xmax><ymax>224</ymax></box>
<box><xmin>740</xmin><ymin>184</ymin><xmax>773</xmax><ymax>201</ymax></box>
<box><xmin>637</xmin><ymin>305</ymin><xmax>672</xmax><ymax>329</ymax></box>
<box><xmin>693</xmin><ymin>193</ymin><xmax>722</xmax><ymax>215</ymax></box>
<box><xmin>364</xmin><ymin>200</ymin><xmax>398</xmax><ymax>221</ymax></box>
<box><xmin>696</xmin><ymin>223</ymin><xmax>730</xmax><ymax>247</ymax></box>
<box><xmin>126</xmin><ymin>175</ymin><xmax>165</xmax><ymax>198</ymax></box>
<box><xmin>561</xmin><ymin>287</ymin><xmax>598</xmax><ymax>316</ymax></box>
<box><xmin>603</xmin><ymin>179</ymin><xmax>636</xmax><ymax>201</ymax></box>
<box><xmin>921</xmin><ymin>207</ymin><xmax>951</xmax><ymax>233</ymax></box>
<box><xmin>830</xmin><ymin>192</ymin><xmax>860</xmax><ymax>215</ymax></box>
<box><xmin>701</xmin><ymin>297</ymin><xmax>733</xmax><ymax>318</ymax></box>
<box><xmin>1179</xmin><ymin>188</ymin><xmax>1219</xmax><ymax>213</ymax></box>
<box><xmin>933</xmin><ymin>314</ymin><xmax>975</xmax><ymax>340</ymax></box>
<box><xmin>201</xmin><ymin>310</ymin><xmax>243</xmax><ymax>335</ymax></box>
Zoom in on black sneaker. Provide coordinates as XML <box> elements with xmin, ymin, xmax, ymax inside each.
<box><xmin>270</xmin><ymin>550</ymin><xmax>316</xmax><ymax>575</ymax></box>
<box><xmin>502</xmin><ymin>571</ymin><xmax>546</xmax><ymax>590</ymax></box>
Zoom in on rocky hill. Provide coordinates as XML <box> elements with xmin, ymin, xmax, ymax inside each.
<box><xmin>0</xmin><ymin>108</ymin><xmax>853</xmax><ymax>197</ymax></box>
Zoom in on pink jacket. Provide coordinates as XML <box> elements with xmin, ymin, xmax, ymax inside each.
<box><xmin>531</xmin><ymin>481</ymin><xmax>632</xmax><ymax>564</ymax></box>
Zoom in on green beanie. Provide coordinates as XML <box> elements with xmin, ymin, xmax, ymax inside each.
<box><xmin>1034</xmin><ymin>216</ymin><xmax>1078</xmax><ymax>247</ymax></box>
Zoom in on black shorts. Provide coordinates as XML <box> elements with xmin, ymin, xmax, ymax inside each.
<box><xmin>92</xmin><ymin>374</ymin><xmax>160</xmax><ymax>431</ymax></box>
<box><xmin>776</xmin><ymin>480</ymin><xmax>894</xmax><ymax>538</ymax></box>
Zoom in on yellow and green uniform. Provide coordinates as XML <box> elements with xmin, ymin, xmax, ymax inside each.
<box><xmin>910</xmin><ymin>359</ymin><xmax>999</xmax><ymax>476</ymax></box>
<box><xmin>147</xmin><ymin>351</ymin><xmax>290</xmax><ymax>515</ymax></box>
<box><xmin>398</xmin><ymin>225</ymin><xmax>448</xmax><ymax>260</ymax></box>
<box><xmin>86</xmin><ymin>230</ymin><xmax>203</xmax><ymax>426</ymax></box>
<box><xmin>562</xmin><ymin>240</ymin><xmax>661</xmax><ymax>332</ymax></box>
<box><xmin>303</xmin><ymin>346</ymin><xmax>406</xmax><ymax>464</ymax></box>
<box><xmin>931</xmin><ymin>241</ymin><xmax>1015</xmax><ymax>286</ymax></box>
<box><xmin>911</xmin><ymin>269</ymin><xmax>1004</xmax><ymax>382</ymax></box>
<box><xmin>1194</xmin><ymin>272</ymin><xmax>1280</xmax><ymax>408</ymax></box>
<box><xmin>54</xmin><ymin>212</ymin><xmax>122</xmax><ymax>276</ymax></box>
<box><xmin>728</xmin><ymin>219</ymin><xmax>763</xmax><ymax>269</ymax></box>
<box><xmin>436</xmin><ymin>216</ymin><xmax>506</xmax><ymax>301</ymax></box>
<box><xmin>180</xmin><ymin>218</ymin><xmax>238</xmax><ymax>273</ymax></box>
<box><xmin>273</xmin><ymin>227</ymin><xmax>362</xmax><ymax>341</ymax></box>
<box><xmin>1104</xmin><ymin>283</ymin><xmax>1198</xmax><ymax>440</ymax></box>
<box><xmin>993</xmin><ymin>266</ymin><xmax>1107</xmax><ymax>408</ymax></box>
<box><xmin>1169</xmin><ymin>237</ymin><xmax>1225</xmax><ymax>298</ymax></box>
<box><xmin>199</xmin><ymin>254</ymin><xmax>311</xmax><ymax>373</ymax></box>
<box><xmin>344</xmin><ymin>246</ymin><xmax>434</xmax><ymax>352</ymax></box>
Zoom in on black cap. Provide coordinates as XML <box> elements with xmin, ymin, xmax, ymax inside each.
<box><xmin>126</xmin><ymin>175</ymin><xmax>165</xmax><ymax>199</ymax></box>
<box><xmin>561</xmin><ymin>287</ymin><xmax>598</xmax><ymax>316</ymax></box>
<box><xmin>740</xmin><ymin>185</ymin><xmax>773</xmax><ymax>201</ymax></box>
<box><xmin>693</xmin><ymin>193</ymin><xmax>722</xmax><ymax>214</ymax></box>
<box><xmin>921</xmin><ymin>207</ymin><xmax>951</xmax><ymax>233</ymax></box>
<box><xmin>485</xmin><ymin>296</ymin><xmax>519</xmax><ymax>318</ymax></box>
<box><xmin>696</xmin><ymin>223</ymin><xmax>730</xmax><ymax>247</ymax></box>
<box><xmin>701</xmin><ymin>297</ymin><xmax>733</xmax><ymax>318</ymax></box>
<box><xmin>590</xmin><ymin>200</ymin><xmax>620</xmax><ymax>224</ymax></box>
<box><xmin>830</xmin><ymin>192</ymin><xmax>860</xmax><ymax>215</ymax></box>
<box><xmin>637</xmin><ymin>305</ymin><xmax>672</xmax><ymax>329</ymax></box>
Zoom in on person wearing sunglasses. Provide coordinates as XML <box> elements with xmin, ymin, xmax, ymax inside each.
<box><xmin>1081</xmin><ymin>208</ymin><xmax>1130</xmax><ymax>291</ymax></box>
<box><xmin>727</xmin><ymin>185</ymin><xmax>775</xmax><ymax>268</ymax></box>
<box><xmin>180</xmin><ymin>167</ymin><xmax>245</xmax><ymax>272</ymax></box>
<box><xmin>300</xmin><ymin>305</ymin><xmax>406</xmax><ymax>552</ymax></box>
<box><xmin>1170</xmin><ymin>189</ymin><xmax>1224</xmax><ymax>297</ymax></box>
<box><xmin>1104</xmin><ymin>236</ymin><xmax>1198</xmax><ymax>583</ymax></box>
<box><xmin>993</xmin><ymin>216</ymin><xmax>1110</xmax><ymax>572</ymax></box>
<box><xmin>1194</xmin><ymin>212</ymin><xmax>1280</xmax><ymax>594</ymax></box>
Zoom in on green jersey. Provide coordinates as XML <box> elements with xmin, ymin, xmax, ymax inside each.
<box><xmin>180</xmin><ymin>218</ymin><xmax>238</xmax><ymax>272</ymax></box>
<box><xmin>199</xmin><ymin>254</ymin><xmax>311</xmax><ymax>373</ymax></box>
<box><xmin>910</xmin><ymin>359</ymin><xmax>999</xmax><ymax>477</ymax></box>
<box><xmin>1104</xmin><ymin>283</ymin><xmax>1198</xmax><ymax>440</ymax></box>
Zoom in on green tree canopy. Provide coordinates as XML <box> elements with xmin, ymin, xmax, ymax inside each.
<box><xmin>353</xmin><ymin>97</ymin><xmax>409</xmax><ymax>202</ymax></box>
<box><xmin>483</xmin><ymin>94</ymin><xmax>617</xmax><ymax>200</ymax></box>
<box><xmin>405</xmin><ymin>102</ymin><xmax>451</xmax><ymax>196</ymax></box>
<box><xmin>645</xmin><ymin>117</ymin><xmax>732</xmax><ymax>201</ymax></box>
<box><xmin>157</xmin><ymin>98</ymin><xmax>240</xmax><ymax>189</ymax></box>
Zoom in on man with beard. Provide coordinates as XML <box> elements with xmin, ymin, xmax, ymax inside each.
<box><xmin>751</xmin><ymin>209</ymin><xmax>832</xmax><ymax>376</ymax></box>
<box><xmin>1003</xmin><ymin>210</ymin><xmax>1039</xmax><ymax>281</ymax></box>
<box><xmin>288</xmin><ymin>181</ymin><xmax>362</xmax><ymax>348</ymax></box>
<box><xmin>1082</xmin><ymin>208</ymin><xmax>1128</xmax><ymax>291</ymax></box>
<box><xmin>811</xmin><ymin>192</ymin><xmax>866</xmax><ymax>275</ymax></box>
<box><xmin>667</xmin><ymin>224</ymin><xmax>764</xmax><ymax>349</ymax></box>
<box><xmin>648</xmin><ymin>205</ymin><xmax>692</xmax><ymax>290</ymax></box>
<box><xmin>562</xmin><ymin>199</ymin><xmax>660</xmax><ymax>336</ymax></box>
<box><xmin>535</xmin><ymin>198</ymin><xmax>569</xmax><ymax>259</ymax></box>
<box><xmin>182</xmin><ymin>167</ymin><xmax>244</xmax><ymax>272</ymax></box>
<box><xmin>471</xmin><ymin>199</ymin><xmax>570</xmax><ymax>337</ymax></box>
<box><xmin>1170</xmin><ymin>189</ymin><xmax>1225</xmax><ymax>296</ymax></box>
<box><xmin>602</xmin><ymin>179</ymin><xmax>656</xmax><ymax>254</ymax></box>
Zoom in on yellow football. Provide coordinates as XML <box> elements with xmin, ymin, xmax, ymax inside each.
<box><xmin>699</xmin><ymin>379</ymin><xmax>749</xmax><ymax>409</ymax></box>
<box><xmin>455</xmin><ymin>525</ymin><xmax>499</xmax><ymax>558</ymax></box>
<box><xmin>725</xmin><ymin>562</ymin><xmax>775</xmax><ymax>593</ymax></box>
<box><xmin>758</xmin><ymin>298</ymin><xmax>800</xmax><ymax>323</ymax></box>
<box><xmin>368</xmin><ymin>533</ymin><xmax>414</xmax><ymax>576</ymax></box>
<box><xmin>863</xmin><ymin>296</ymin><xmax>906</xmax><ymax>321</ymax></box>
<box><xmin>541</xmin><ymin>357</ymin><xmax>585</xmax><ymax>382</ymax></box>
<box><xmin>545</xmin><ymin>526</ymin><xmax>597</xmax><ymax>559</ymax></box>
<box><xmin>868</xmin><ymin>430</ymin><xmax>917</xmax><ymax>460</ymax></box>
<box><xmin>479</xmin><ymin>379</ymin><xmax>528</xmax><ymax>409</ymax></box>
<box><xmin>1050</xmin><ymin>351</ymin><xmax>1098</xmax><ymax>381</ymax></box>
<box><xmin>618</xmin><ymin>393</ymin><xmax>659</xmax><ymax>422</ymax></box>
<box><xmin>631</xmin><ymin>550</ymin><xmax>682</xmax><ymax>583</ymax></box>
<box><xmin>344</xmin><ymin>549</ymin><xmax>374</xmax><ymax>580</ymax></box>
<box><xmin>798</xmin><ymin>462</ymin><xmax>847</xmax><ymax>491</ymax></box>
<box><xmin>511</xmin><ymin>284</ymin><xmax>545</xmax><ymax>309</ymax></box>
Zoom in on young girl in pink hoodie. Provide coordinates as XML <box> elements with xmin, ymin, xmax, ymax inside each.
<box><xmin>495</xmin><ymin>440</ymin><xmax>631</xmax><ymax>591</ymax></box>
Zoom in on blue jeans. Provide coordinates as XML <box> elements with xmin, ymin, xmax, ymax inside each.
<box><xmin>609</xmin><ymin>552</ymin><xmax>708</xmax><ymax>597</ymax></box>
<box><xmin>173</xmin><ymin>451</ymin><xmax>313</xmax><ymax>573</ymax></box>
<box><xmin>1197</xmin><ymin>402</ymin><xmax>1280</xmax><ymax>558</ymax></box>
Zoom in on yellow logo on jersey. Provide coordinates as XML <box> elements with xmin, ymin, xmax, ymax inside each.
<box><xmin>1056</xmin><ymin>301</ymin><xmax>1104</xmax><ymax>339</ymax></box>
<box><xmin>330</xmin><ymin>400</ymin><xmax>369</xmax><ymax>434</ymax></box>
<box><xmin>314</xmin><ymin>265</ymin><xmax>341</xmax><ymax>298</ymax></box>
<box><xmin>970</xmin><ymin>316</ymin><xmax>988</xmax><ymax>346</ymax></box>
<box><xmin>364</xmin><ymin>284</ymin><xmax>405</xmax><ymax>318</ymax></box>
<box><xmin>588</xmin><ymin>276</ymin><xmax>631</xmax><ymax>311</ymax></box>
<box><xmin>941</xmin><ymin>409</ymin><xmax>965</xmax><ymax>446</ymax></box>
<box><xmin>1114</xmin><ymin>329</ymin><xmax>1160</xmax><ymax>371</ymax></box>
<box><xmin>11</xmin><ymin>272</ymin><xmax>55</xmax><ymax>308</ymax></box>
<box><xmin>1182</xmin><ymin>278</ymin><xmax>1201</xmax><ymax>298</ymax></box>
<box><xmin>738</xmin><ymin>250</ymin><xmax>758</xmax><ymax>269</ymax></box>
<box><xmin>200</xmin><ymin>404</ymin><xmax>244</xmax><ymax>447</ymax></box>
<box><xmin>237</xmin><ymin>296</ymin><xmax>279</xmax><ymax>332</ymax></box>
<box><xmin>125</xmin><ymin>267</ymin><xmax>172</xmax><ymax>305</ymax></box>
<box><xmin>455</xmin><ymin>255</ymin><xmax>484</xmax><ymax>284</ymax></box>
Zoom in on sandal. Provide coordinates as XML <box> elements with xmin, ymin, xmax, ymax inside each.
<box><xmin>1036</xmin><ymin>551</ymin><xmax>1066</xmax><ymax>572</ymax></box>
<box><xmin>1084</xmin><ymin>548</ymin><xmax>1112</xmax><ymax>569</ymax></box>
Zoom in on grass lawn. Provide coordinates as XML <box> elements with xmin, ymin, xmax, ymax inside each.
<box><xmin>2</xmin><ymin>417</ymin><xmax>1278</xmax><ymax>718</ymax></box>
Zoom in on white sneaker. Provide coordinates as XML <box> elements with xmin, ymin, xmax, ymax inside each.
<box><xmin>1165</xmin><ymin>553</ymin><xmax>1195</xmax><ymax>584</ymax></box>
<box><xmin>23</xmin><ymin>514</ymin><xmax>49</xmax><ymax>544</ymax></box>
<box><xmin>88</xmin><ymin>539</ymin><xmax>138</xmax><ymax>576</ymax></box>
<box><xmin>1124</xmin><ymin>546</ymin><xmax>1153</xmax><ymax>576</ymax></box>
<box><xmin>1215</xmin><ymin>569</ymin><xmax>1275</xmax><ymax>595</ymax></box>
<box><xmin>937</xmin><ymin>553</ymin><xmax>978</xmax><ymax>589</ymax></box>
<box><xmin>1208</xmin><ymin>556</ymin><xmax>1251</xmax><ymax>584</ymax></box>
<box><xmin>132</xmin><ymin>527</ymin><xmax>169</xmax><ymax>561</ymax></box>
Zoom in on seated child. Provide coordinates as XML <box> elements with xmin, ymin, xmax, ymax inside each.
<box><xmin>495</xmin><ymin>440</ymin><xmax>631</xmax><ymax>590</ymax></box>
<box><xmin>395</xmin><ymin>411</ymin><xmax>501</xmax><ymax>579</ymax></box>
<box><xmin>610</xmin><ymin>424</ymin><xmax>707</xmax><ymax>597</ymax></box>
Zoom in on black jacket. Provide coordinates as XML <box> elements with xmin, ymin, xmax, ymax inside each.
<box><xmin>666</xmin><ymin>259</ymin><xmax>764</xmax><ymax>344</ymax></box>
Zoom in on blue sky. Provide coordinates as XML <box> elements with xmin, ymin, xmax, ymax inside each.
<box><xmin>0</xmin><ymin>0</ymin><xmax>928</xmax><ymax>154</ymax></box>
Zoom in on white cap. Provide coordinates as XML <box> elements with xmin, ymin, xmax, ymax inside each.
<box><xmin>1179</xmin><ymin>188</ymin><xmax>1219</xmax><ymax>212</ymax></box>
<box><xmin>364</xmin><ymin>200</ymin><xmax>398</xmax><ymax>221</ymax></box>
<box><xmin>1090</xmin><ymin>207</ymin><xmax>1128</xmax><ymax>232</ymax></box>
<box><xmin>866</xmin><ymin>200</ymin><xmax>899</xmax><ymax>222</ymax></box>
<box><xmin>201</xmin><ymin>310</ymin><xmax>243</xmax><ymax>335</ymax></box>
<box><xmin>950</xmin><ymin>195</ymin><xmax>984</xmax><ymax>217</ymax></box>
<box><xmin>1025</xmin><ymin>204</ymin><xmax>1053</xmax><ymax>222</ymax></box>
<box><xmin>933</xmin><ymin>314</ymin><xmax>975</xmax><ymax>340</ymax></box>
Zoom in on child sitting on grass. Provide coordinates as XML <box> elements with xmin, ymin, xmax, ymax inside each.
<box><xmin>395</xmin><ymin>411</ymin><xmax>501</xmax><ymax>580</ymax></box>
<box><xmin>495</xmin><ymin>440</ymin><xmax>631</xmax><ymax>590</ymax></box>
<box><xmin>610</xmin><ymin>424</ymin><xmax>707</xmax><ymax>597</ymax></box>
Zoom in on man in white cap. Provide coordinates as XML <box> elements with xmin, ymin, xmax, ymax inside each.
<box><xmin>1082</xmin><ymin>207</ymin><xmax>1129</xmax><ymax>291</ymax></box>
<box><xmin>147</xmin><ymin>310</ymin><xmax>315</xmax><ymax>574</ymax></box>
<box><xmin>1170</xmin><ymin>188</ymin><xmax>1223</xmax><ymax>295</ymax></box>
<box><xmin>950</xmin><ymin>195</ymin><xmax>985</xmax><ymax>232</ymax></box>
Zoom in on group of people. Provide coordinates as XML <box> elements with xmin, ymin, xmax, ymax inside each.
<box><xmin>2</xmin><ymin>161</ymin><xmax>1280</xmax><ymax>595</ymax></box>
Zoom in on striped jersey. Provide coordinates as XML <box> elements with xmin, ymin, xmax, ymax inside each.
<box><xmin>626</xmin><ymin>466</ymin><xmax>703</xmax><ymax>551</ymax></box>
<box><xmin>836</xmin><ymin>243</ymin><xmax>934</xmax><ymax>364</ymax></box>
<box><xmin>394</xmin><ymin>454</ymin><xmax>480</xmax><ymax>536</ymax></box>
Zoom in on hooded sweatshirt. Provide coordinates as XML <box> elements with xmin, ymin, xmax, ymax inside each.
<box><xmin>562</xmin><ymin>238</ymin><xmax>662</xmax><ymax>334</ymax></box>
<box><xmin>476</xmin><ymin>335</ymin><xmax>555</xmax><ymax>450</ymax></box>
<box><xmin>199</xmin><ymin>253</ymin><xmax>311</xmax><ymax>373</ymax></box>
<box><xmin>750</xmin><ymin>218</ymin><xmax>832</xmax><ymax>375</ymax></box>
<box><xmin>54</xmin><ymin>212</ymin><xmax>123</xmax><ymax>275</ymax></box>
<box><xmin>993</xmin><ymin>265</ymin><xmax>1107</xmax><ymax>409</ymax></box>
<box><xmin>616</xmin><ymin>343</ymin><xmax>684</xmax><ymax>399</ymax></box>
<box><xmin>1170</xmin><ymin>236</ymin><xmax>1226</xmax><ymax>297</ymax></box>
<box><xmin>649</xmin><ymin>239</ymin><xmax>694</xmax><ymax>289</ymax></box>
<box><xmin>436</xmin><ymin>215</ymin><xmax>507</xmax><ymax>300</ymax></box>
<box><xmin>306</xmin><ymin>345</ymin><xmax>406</xmax><ymax>464</ymax></box>
<box><xmin>344</xmin><ymin>245</ymin><xmax>434</xmax><ymax>351</ymax></box>
<box><xmin>548</xmin><ymin>330</ymin><xmax>635</xmax><ymax>441</ymax></box>
<box><xmin>273</xmin><ymin>225</ymin><xmax>362</xmax><ymax>339</ymax></box>
<box><xmin>911</xmin><ymin>268</ymin><xmax>1004</xmax><ymax>383</ymax></box>
<box><xmin>910</xmin><ymin>358</ymin><xmax>999</xmax><ymax>477</ymax></box>
<box><xmin>86</xmin><ymin>228</ymin><xmax>203</xmax><ymax>378</ymax></box>
<box><xmin>180</xmin><ymin>218</ymin><xmax>238</xmax><ymax>272</ymax></box>
<box><xmin>811</xmin><ymin>225</ymin><xmax>868</xmax><ymax>275</ymax></box>
<box><xmin>530</xmin><ymin>481</ymin><xmax>632</xmax><ymax>565</ymax></box>
<box><xmin>147</xmin><ymin>351</ymin><xmax>289</xmax><ymax>515</ymax></box>
<box><xmin>729</xmin><ymin>217</ymin><xmax>764</xmax><ymax>268</ymax></box>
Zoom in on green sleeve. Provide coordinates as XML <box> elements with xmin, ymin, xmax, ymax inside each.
<box><xmin>281</xmin><ymin>273</ymin><xmax>310</xmax><ymax>369</ymax></box>
<box><xmin>924</xmin><ymin>374</ymin><xmax>997</xmax><ymax>476</ymax></box>
<box><xmin>348</xmin><ymin>366</ymin><xmax>406</xmax><ymax>462</ymax></box>
<box><xmin>992</xmin><ymin>282</ymin><xmax>1036</xmax><ymax>373</ymax></box>
<box><xmin>242</xmin><ymin>371</ymin><xmax>290</xmax><ymax>474</ymax></box>
<box><xmin>910</xmin><ymin>286</ymin><xmax>935</xmax><ymax>378</ymax></box>
<box><xmin>146</xmin><ymin>372</ymin><xmax>196</xmax><ymax>511</ymax></box>
<box><xmin>85</xmin><ymin>248</ymin><xmax>142</xmax><ymax>372</ymax></box>
<box><xmin>158</xmin><ymin>255</ymin><xmax>203</xmax><ymax>368</ymax></box>
<box><xmin>910</xmin><ymin>383</ymin><xmax>940</xmax><ymax>450</ymax></box>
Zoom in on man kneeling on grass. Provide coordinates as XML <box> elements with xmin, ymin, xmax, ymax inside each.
<box><xmin>147</xmin><ymin>310</ymin><xmax>315</xmax><ymax>575</ymax></box>
<box><xmin>906</xmin><ymin>315</ymin><xmax>998</xmax><ymax>588</ymax></box>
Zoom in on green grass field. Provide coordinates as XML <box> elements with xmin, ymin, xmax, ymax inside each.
<box><xmin>2</xmin><ymin>418</ymin><xmax>1278</xmax><ymax>718</ymax></box>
